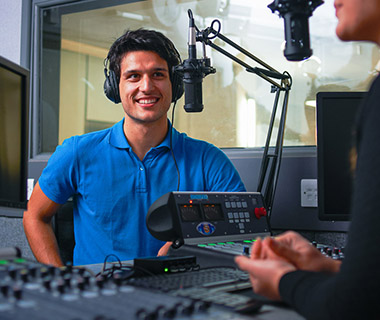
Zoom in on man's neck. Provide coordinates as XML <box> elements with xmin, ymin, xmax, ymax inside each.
<box><xmin>123</xmin><ymin>117</ymin><xmax>169</xmax><ymax>161</ymax></box>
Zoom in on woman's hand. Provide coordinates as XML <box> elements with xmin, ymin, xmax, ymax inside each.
<box><xmin>235</xmin><ymin>255</ymin><xmax>296</xmax><ymax>300</ymax></box>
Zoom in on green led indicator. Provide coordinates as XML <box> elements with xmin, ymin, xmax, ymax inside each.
<box><xmin>198</xmin><ymin>244</ymin><xmax>207</xmax><ymax>247</ymax></box>
<box><xmin>217</xmin><ymin>242</ymin><xmax>226</xmax><ymax>245</ymax></box>
<box><xmin>164</xmin><ymin>268</ymin><xmax>169</xmax><ymax>272</ymax></box>
<box><xmin>14</xmin><ymin>258</ymin><xmax>26</xmax><ymax>264</ymax></box>
<box><xmin>226</xmin><ymin>242</ymin><xmax>235</xmax><ymax>245</ymax></box>
<box><xmin>243</xmin><ymin>240</ymin><xmax>252</xmax><ymax>243</ymax></box>
<box><xmin>208</xmin><ymin>243</ymin><xmax>216</xmax><ymax>246</ymax></box>
<box><xmin>0</xmin><ymin>260</ymin><xmax>8</xmax><ymax>265</ymax></box>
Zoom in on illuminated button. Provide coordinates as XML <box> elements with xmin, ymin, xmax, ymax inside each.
<box><xmin>239</xmin><ymin>212</ymin><xmax>244</xmax><ymax>218</ymax></box>
<box><xmin>242</xmin><ymin>202</ymin><xmax>248</xmax><ymax>208</ymax></box>
<box><xmin>233</xmin><ymin>212</ymin><xmax>239</xmax><ymax>219</ymax></box>
<box><xmin>237</xmin><ymin>202</ymin><xmax>242</xmax><ymax>208</ymax></box>
<box><xmin>228</xmin><ymin>212</ymin><xmax>233</xmax><ymax>219</ymax></box>
<box><xmin>225</xmin><ymin>202</ymin><xmax>231</xmax><ymax>208</ymax></box>
<box><xmin>238</xmin><ymin>223</ymin><xmax>244</xmax><ymax>229</ymax></box>
<box><xmin>231</xmin><ymin>202</ymin><xmax>237</xmax><ymax>208</ymax></box>
<box><xmin>245</xmin><ymin>219</ymin><xmax>250</xmax><ymax>223</ymax></box>
<box><xmin>234</xmin><ymin>220</ymin><xmax>239</xmax><ymax>223</ymax></box>
<box><xmin>240</xmin><ymin>219</ymin><xmax>245</xmax><ymax>223</ymax></box>
<box><xmin>229</xmin><ymin>220</ymin><xmax>234</xmax><ymax>223</ymax></box>
<box><xmin>244</xmin><ymin>212</ymin><xmax>250</xmax><ymax>218</ymax></box>
<box><xmin>240</xmin><ymin>230</ymin><xmax>245</xmax><ymax>233</ymax></box>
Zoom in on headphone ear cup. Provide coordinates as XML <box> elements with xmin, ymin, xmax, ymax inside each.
<box><xmin>103</xmin><ymin>68</ymin><xmax>121</xmax><ymax>104</ymax></box>
<box><xmin>171</xmin><ymin>69</ymin><xmax>184</xmax><ymax>102</ymax></box>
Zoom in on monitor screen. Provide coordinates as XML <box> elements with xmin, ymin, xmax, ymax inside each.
<box><xmin>317</xmin><ymin>91</ymin><xmax>366</xmax><ymax>221</ymax></box>
<box><xmin>0</xmin><ymin>56</ymin><xmax>29</xmax><ymax>209</ymax></box>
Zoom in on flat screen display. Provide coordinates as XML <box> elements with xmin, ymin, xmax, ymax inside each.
<box><xmin>317</xmin><ymin>91</ymin><xmax>366</xmax><ymax>221</ymax></box>
<box><xmin>0</xmin><ymin>56</ymin><xmax>29</xmax><ymax>209</ymax></box>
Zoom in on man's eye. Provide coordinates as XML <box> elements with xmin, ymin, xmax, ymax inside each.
<box><xmin>154</xmin><ymin>72</ymin><xmax>165</xmax><ymax>77</ymax></box>
<box><xmin>128</xmin><ymin>74</ymin><xmax>139</xmax><ymax>80</ymax></box>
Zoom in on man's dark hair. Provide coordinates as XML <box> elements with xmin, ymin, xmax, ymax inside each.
<box><xmin>106</xmin><ymin>28</ymin><xmax>181</xmax><ymax>83</ymax></box>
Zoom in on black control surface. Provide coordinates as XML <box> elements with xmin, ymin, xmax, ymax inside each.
<box><xmin>0</xmin><ymin>258</ymin><xmax>256</xmax><ymax>319</ymax></box>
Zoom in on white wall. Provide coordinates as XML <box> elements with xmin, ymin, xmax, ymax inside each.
<box><xmin>0</xmin><ymin>0</ymin><xmax>22</xmax><ymax>64</ymax></box>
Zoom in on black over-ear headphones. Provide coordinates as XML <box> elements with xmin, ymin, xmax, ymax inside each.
<box><xmin>103</xmin><ymin>36</ymin><xmax>184</xmax><ymax>104</ymax></box>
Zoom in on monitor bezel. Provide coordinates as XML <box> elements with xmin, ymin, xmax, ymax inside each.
<box><xmin>316</xmin><ymin>91</ymin><xmax>366</xmax><ymax>221</ymax></box>
<box><xmin>0</xmin><ymin>56</ymin><xmax>30</xmax><ymax>209</ymax></box>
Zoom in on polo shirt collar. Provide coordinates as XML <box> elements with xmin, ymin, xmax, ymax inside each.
<box><xmin>109</xmin><ymin>119</ymin><xmax>130</xmax><ymax>149</ymax></box>
<box><xmin>108</xmin><ymin>118</ymin><xmax>179</xmax><ymax>150</ymax></box>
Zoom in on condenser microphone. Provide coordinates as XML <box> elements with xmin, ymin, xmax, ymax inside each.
<box><xmin>182</xmin><ymin>11</ymin><xmax>204</xmax><ymax>112</ymax></box>
<box><xmin>268</xmin><ymin>0</ymin><xmax>324</xmax><ymax>61</ymax></box>
<box><xmin>172</xmin><ymin>10</ymin><xmax>216</xmax><ymax>112</ymax></box>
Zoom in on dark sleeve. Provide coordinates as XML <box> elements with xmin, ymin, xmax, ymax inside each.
<box><xmin>279</xmin><ymin>76</ymin><xmax>380</xmax><ymax>320</ymax></box>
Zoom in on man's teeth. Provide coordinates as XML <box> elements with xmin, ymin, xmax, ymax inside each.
<box><xmin>138</xmin><ymin>98</ymin><xmax>157</xmax><ymax>104</ymax></box>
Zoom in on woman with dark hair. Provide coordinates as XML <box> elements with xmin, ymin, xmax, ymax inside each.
<box><xmin>236</xmin><ymin>1</ymin><xmax>380</xmax><ymax>319</ymax></box>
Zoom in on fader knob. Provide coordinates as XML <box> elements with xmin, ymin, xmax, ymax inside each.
<box><xmin>1</xmin><ymin>284</ymin><xmax>9</xmax><ymax>297</ymax></box>
<box><xmin>43</xmin><ymin>278</ymin><xmax>52</xmax><ymax>291</ymax></box>
<box><xmin>13</xmin><ymin>286</ymin><xmax>22</xmax><ymax>300</ymax></box>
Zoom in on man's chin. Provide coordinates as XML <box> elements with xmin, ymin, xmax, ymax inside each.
<box><xmin>125</xmin><ymin>113</ymin><xmax>168</xmax><ymax>125</ymax></box>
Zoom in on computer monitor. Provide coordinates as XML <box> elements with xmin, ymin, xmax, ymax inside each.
<box><xmin>0</xmin><ymin>56</ymin><xmax>30</xmax><ymax>209</ymax></box>
<box><xmin>316</xmin><ymin>91</ymin><xmax>366</xmax><ymax>221</ymax></box>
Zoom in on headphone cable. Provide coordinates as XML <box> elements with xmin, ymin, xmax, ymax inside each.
<box><xmin>170</xmin><ymin>101</ymin><xmax>180</xmax><ymax>191</ymax></box>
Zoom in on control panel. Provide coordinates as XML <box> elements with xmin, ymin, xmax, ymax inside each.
<box><xmin>146</xmin><ymin>192</ymin><xmax>270</xmax><ymax>245</ymax></box>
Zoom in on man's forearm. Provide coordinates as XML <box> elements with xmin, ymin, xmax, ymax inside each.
<box><xmin>23</xmin><ymin>217</ymin><xmax>63</xmax><ymax>267</ymax></box>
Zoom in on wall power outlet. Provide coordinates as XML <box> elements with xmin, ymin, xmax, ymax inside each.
<box><xmin>301</xmin><ymin>179</ymin><xmax>317</xmax><ymax>208</ymax></box>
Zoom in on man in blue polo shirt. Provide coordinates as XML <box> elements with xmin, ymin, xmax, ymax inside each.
<box><xmin>23</xmin><ymin>29</ymin><xmax>245</xmax><ymax>266</ymax></box>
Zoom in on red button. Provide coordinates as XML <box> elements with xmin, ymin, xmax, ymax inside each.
<box><xmin>254</xmin><ymin>207</ymin><xmax>267</xmax><ymax>219</ymax></box>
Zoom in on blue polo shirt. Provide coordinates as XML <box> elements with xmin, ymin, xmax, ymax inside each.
<box><xmin>39</xmin><ymin>119</ymin><xmax>245</xmax><ymax>265</ymax></box>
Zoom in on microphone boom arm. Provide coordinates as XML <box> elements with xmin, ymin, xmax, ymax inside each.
<box><xmin>194</xmin><ymin>13</ymin><xmax>292</xmax><ymax>224</ymax></box>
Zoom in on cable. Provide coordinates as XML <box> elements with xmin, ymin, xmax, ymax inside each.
<box><xmin>170</xmin><ymin>100</ymin><xmax>180</xmax><ymax>191</ymax></box>
<box><xmin>96</xmin><ymin>254</ymin><xmax>133</xmax><ymax>279</ymax></box>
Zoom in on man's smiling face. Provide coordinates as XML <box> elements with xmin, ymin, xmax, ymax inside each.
<box><xmin>119</xmin><ymin>50</ymin><xmax>172</xmax><ymax>125</ymax></box>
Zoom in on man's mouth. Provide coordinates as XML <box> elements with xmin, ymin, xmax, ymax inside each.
<box><xmin>137</xmin><ymin>98</ymin><xmax>159</xmax><ymax>104</ymax></box>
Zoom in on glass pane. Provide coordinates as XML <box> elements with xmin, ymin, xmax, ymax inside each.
<box><xmin>38</xmin><ymin>0</ymin><xmax>380</xmax><ymax>153</ymax></box>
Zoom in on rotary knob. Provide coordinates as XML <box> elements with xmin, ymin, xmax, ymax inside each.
<box><xmin>254</xmin><ymin>207</ymin><xmax>267</xmax><ymax>219</ymax></box>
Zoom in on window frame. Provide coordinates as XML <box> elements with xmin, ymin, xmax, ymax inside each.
<box><xmin>22</xmin><ymin>0</ymin><xmax>351</xmax><ymax>232</ymax></box>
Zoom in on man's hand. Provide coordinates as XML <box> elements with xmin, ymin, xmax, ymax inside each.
<box><xmin>157</xmin><ymin>241</ymin><xmax>172</xmax><ymax>256</ymax></box>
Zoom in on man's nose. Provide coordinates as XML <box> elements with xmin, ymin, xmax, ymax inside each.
<box><xmin>140</xmin><ymin>75</ymin><xmax>154</xmax><ymax>92</ymax></box>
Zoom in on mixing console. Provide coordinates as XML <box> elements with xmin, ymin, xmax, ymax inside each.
<box><xmin>125</xmin><ymin>266</ymin><xmax>263</xmax><ymax>313</ymax></box>
<box><xmin>0</xmin><ymin>256</ymin><xmax>257</xmax><ymax>319</ymax></box>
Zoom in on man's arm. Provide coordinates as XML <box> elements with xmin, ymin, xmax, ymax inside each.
<box><xmin>23</xmin><ymin>181</ymin><xmax>64</xmax><ymax>267</ymax></box>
